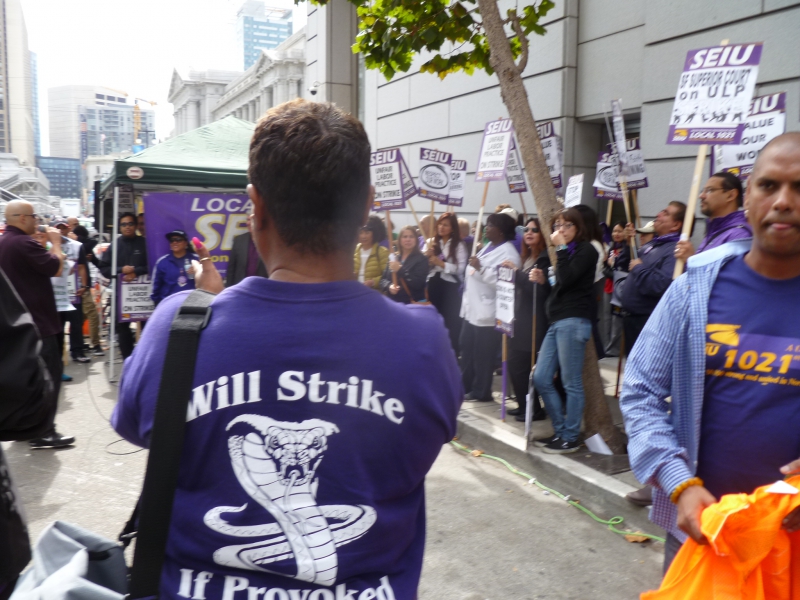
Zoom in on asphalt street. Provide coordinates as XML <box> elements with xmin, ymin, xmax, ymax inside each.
<box><xmin>4</xmin><ymin>356</ymin><xmax>663</xmax><ymax>599</ymax></box>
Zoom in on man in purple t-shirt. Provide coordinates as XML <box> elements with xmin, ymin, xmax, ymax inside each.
<box><xmin>674</xmin><ymin>170</ymin><xmax>752</xmax><ymax>262</ymax></box>
<box><xmin>114</xmin><ymin>100</ymin><xmax>462</xmax><ymax>600</ymax></box>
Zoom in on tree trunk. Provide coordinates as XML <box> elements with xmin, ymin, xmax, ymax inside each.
<box><xmin>477</xmin><ymin>0</ymin><xmax>626</xmax><ymax>453</ymax></box>
<box><xmin>582</xmin><ymin>336</ymin><xmax>627</xmax><ymax>454</ymax></box>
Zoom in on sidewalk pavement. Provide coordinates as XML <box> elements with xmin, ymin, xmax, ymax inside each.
<box><xmin>457</xmin><ymin>356</ymin><xmax>664</xmax><ymax>540</ymax></box>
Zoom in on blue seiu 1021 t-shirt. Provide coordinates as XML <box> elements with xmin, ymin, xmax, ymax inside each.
<box><xmin>698</xmin><ymin>254</ymin><xmax>800</xmax><ymax>499</ymax></box>
<box><xmin>113</xmin><ymin>277</ymin><xmax>462</xmax><ymax>600</ymax></box>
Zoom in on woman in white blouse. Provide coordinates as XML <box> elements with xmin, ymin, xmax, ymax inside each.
<box><xmin>425</xmin><ymin>212</ymin><xmax>468</xmax><ymax>354</ymax></box>
<box><xmin>460</xmin><ymin>213</ymin><xmax>521</xmax><ymax>402</ymax></box>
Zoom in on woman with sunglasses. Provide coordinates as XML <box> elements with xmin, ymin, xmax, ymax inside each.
<box><xmin>151</xmin><ymin>229</ymin><xmax>198</xmax><ymax>306</ymax></box>
<box><xmin>380</xmin><ymin>225</ymin><xmax>430</xmax><ymax>304</ymax></box>
<box><xmin>425</xmin><ymin>212</ymin><xmax>468</xmax><ymax>353</ymax></box>
<box><xmin>501</xmin><ymin>218</ymin><xmax>551</xmax><ymax>422</ymax></box>
<box><xmin>531</xmin><ymin>208</ymin><xmax>598</xmax><ymax>453</ymax></box>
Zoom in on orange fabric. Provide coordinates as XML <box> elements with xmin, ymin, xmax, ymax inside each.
<box><xmin>642</xmin><ymin>476</ymin><xmax>800</xmax><ymax>600</ymax></box>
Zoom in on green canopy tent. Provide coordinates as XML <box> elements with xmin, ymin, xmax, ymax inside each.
<box><xmin>99</xmin><ymin>116</ymin><xmax>255</xmax><ymax>197</ymax></box>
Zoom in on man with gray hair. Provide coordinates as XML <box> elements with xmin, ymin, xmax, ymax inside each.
<box><xmin>0</xmin><ymin>200</ymin><xmax>76</xmax><ymax>448</ymax></box>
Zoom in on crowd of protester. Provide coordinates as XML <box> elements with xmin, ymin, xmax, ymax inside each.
<box><xmin>0</xmin><ymin>97</ymin><xmax>797</xmax><ymax>598</ymax></box>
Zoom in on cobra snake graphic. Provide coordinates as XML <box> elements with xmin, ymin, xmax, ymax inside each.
<box><xmin>204</xmin><ymin>415</ymin><xmax>376</xmax><ymax>587</ymax></box>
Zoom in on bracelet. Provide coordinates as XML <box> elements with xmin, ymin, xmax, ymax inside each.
<box><xmin>670</xmin><ymin>477</ymin><xmax>704</xmax><ymax>504</ymax></box>
<box><xmin>199</xmin><ymin>257</ymin><xmax>211</xmax><ymax>262</ymax></box>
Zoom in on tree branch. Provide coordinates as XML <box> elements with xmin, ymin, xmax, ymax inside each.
<box><xmin>511</xmin><ymin>15</ymin><xmax>528</xmax><ymax>75</ymax></box>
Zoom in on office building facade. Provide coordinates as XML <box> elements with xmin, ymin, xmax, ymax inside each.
<box><xmin>36</xmin><ymin>156</ymin><xmax>81</xmax><ymax>199</ymax></box>
<box><xmin>48</xmin><ymin>85</ymin><xmax>155</xmax><ymax>161</ymax></box>
<box><xmin>237</xmin><ymin>0</ymin><xmax>292</xmax><ymax>70</ymax></box>
<box><xmin>302</xmin><ymin>0</ymin><xmax>800</xmax><ymax>229</ymax></box>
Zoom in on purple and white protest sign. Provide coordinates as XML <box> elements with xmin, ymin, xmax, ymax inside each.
<box><xmin>712</xmin><ymin>92</ymin><xmax>786</xmax><ymax>181</ymax></box>
<box><xmin>448</xmin><ymin>160</ymin><xmax>467</xmax><ymax>207</ymax></box>
<box><xmin>495</xmin><ymin>265</ymin><xmax>515</xmax><ymax>337</ymax></box>
<box><xmin>370</xmin><ymin>148</ymin><xmax>415</xmax><ymax>211</ymax></box>
<box><xmin>611</xmin><ymin>100</ymin><xmax>630</xmax><ymax>176</ymax></box>
<box><xmin>537</xmin><ymin>121</ymin><xmax>563</xmax><ymax>188</ymax></box>
<box><xmin>505</xmin><ymin>140</ymin><xmax>527</xmax><ymax>193</ymax></box>
<box><xmin>667</xmin><ymin>43</ymin><xmax>763</xmax><ymax>145</ymax></box>
<box><xmin>476</xmin><ymin>119</ymin><xmax>514</xmax><ymax>181</ymax></box>
<box><xmin>143</xmin><ymin>193</ymin><xmax>251</xmax><ymax>281</ymax></box>
<box><xmin>564</xmin><ymin>174</ymin><xmax>584</xmax><ymax>208</ymax></box>
<box><xmin>118</xmin><ymin>274</ymin><xmax>155</xmax><ymax>322</ymax></box>
<box><xmin>593</xmin><ymin>150</ymin><xmax>623</xmax><ymax>201</ymax></box>
<box><xmin>418</xmin><ymin>148</ymin><xmax>452</xmax><ymax>204</ymax></box>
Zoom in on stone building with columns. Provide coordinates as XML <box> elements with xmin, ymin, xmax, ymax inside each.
<box><xmin>169</xmin><ymin>28</ymin><xmax>305</xmax><ymax>136</ymax></box>
<box><xmin>168</xmin><ymin>70</ymin><xmax>241</xmax><ymax>136</ymax></box>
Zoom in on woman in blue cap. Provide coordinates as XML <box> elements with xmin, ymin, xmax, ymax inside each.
<box><xmin>151</xmin><ymin>229</ymin><xmax>199</xmax><ymax>305</ymax></box>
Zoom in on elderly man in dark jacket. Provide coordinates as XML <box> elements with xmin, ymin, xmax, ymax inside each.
<box><xmin>621</xmin><ymin>201</ymin><xmax>686</xmax><ymax>355</ymax></box>
<box><xmin>98</xmin><ymin>212</ymin><xmax>148</xmax><ymax>358</ymax></box>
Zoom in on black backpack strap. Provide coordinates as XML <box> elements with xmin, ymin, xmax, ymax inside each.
<box><xmin>128</xmin><ymin>289</ymin><xmax>216</xmax><ymax>600</ymax></box>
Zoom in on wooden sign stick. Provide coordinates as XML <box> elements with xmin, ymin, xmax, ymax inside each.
<box><xmin>673</xmin><ymin>144</ymin><xmax>708</xmax><ymax>278</ymax></box>
<box><xmin>406</xmin><ymin>199</ymin><xmax>425</xmax><ymax>240</ymax></box>
<box><xmin>472</xmin><ymin>181</ymin><xmax>491</xmax><ymax>256</ymax></box>
<box><xmin>606</xmin><ymin>199</ymin><xmax>613</xmax><ymax>226</ymax></box>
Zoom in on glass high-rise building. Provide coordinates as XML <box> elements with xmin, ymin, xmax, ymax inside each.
<box><xmin>30</xmin><ymin>50</ymin><xmax>39</xmax><ymax>156</ymax></box>
<box><xmin>237</xmin><ymin>0</ymin><xmax>293</xmax><ymax>70</ymax></box>
<box><xmin>36</xmin><ymin>156</ymin><xmax>81</xmax><ymax>198</ymax></box>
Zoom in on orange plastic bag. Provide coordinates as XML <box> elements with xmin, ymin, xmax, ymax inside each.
<box><xmin>642</xmin><ymin>476</ymin><xmax>800</xmax><ymax>600</ymax></box>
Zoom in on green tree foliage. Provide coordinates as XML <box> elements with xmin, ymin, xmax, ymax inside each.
<box><xmin>320</xmin><ymin>0</ymin><xmax>555</xmax><ymax>80</ymax></box>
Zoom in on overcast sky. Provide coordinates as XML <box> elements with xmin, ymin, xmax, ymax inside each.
<box><xmin>22</xmin><ymin>0</ymin><xmax>307</xmax><ymax>155</ymax></box>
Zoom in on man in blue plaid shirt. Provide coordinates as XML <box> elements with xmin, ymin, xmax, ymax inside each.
<box><xmin>621</xmin><ymin>132</ymin><xmax>800</xmax><ymax>572</ymax></box>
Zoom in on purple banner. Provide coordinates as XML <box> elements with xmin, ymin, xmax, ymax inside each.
<box><xmin>667</xmin><ymin>43</ymin><xmax>763</xmax><ymax>145</ymax></box>
<box><xmin>143</xmin><ymin>192</ymin><xmax>251</xmax><ymax>281</ymax></box>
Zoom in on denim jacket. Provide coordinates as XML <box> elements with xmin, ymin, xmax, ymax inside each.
<box><xmin>620</xmin><ymin>238</ymin><xmax>751</xmax><ymax>540</ymax></box>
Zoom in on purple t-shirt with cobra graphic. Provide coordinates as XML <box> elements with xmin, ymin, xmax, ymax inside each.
<box><xmin>113</xmin><ymin>277</ymin><xmax>462</xmax><ymax>600</ymax></box>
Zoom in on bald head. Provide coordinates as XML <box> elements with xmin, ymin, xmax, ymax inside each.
<box><xmin>744</xmin><ymin>131</ymin><xmax>800</xmax><ymax>271</ymax></box>
<box><xmin>752</xmin><ymin>132</ymin><xmax>800</xmax><ymax>178</ymax></box>
<box><xmin>67</xmin><ymin>217</ymin><xmax>79</xmax><ymax>230</ymax></box>
<box><xmin>4</xmin><ymin>200</ymin><xmax>36</xmax><ymax>234</ymax></box>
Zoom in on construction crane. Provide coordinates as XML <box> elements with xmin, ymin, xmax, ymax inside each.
<box><xmin>133</xmin><ymin>98</ymin><xmax>157</xmax><ymax>146</ymax></box>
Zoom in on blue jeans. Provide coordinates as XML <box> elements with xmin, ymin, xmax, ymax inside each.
<box><xmin>532</xmin><ymin>317</ymin><xmax>591</xmax><ymax>443</ymax></box>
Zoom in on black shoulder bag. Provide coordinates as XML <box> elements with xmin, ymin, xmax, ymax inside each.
<box><xmin>126</xmin><ymin>289</ymin><xmax>216</xmax><ymax>599</ymax></box>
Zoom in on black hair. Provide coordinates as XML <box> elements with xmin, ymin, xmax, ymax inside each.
<box><xmin>73</xmin><ymin>225</ymin><xmax>89</xmax><ymax>238</ymax></box>
<box><xmin>711</xmin><ymin>171</ymin><xmax>744</xmax><ymax>207</ymax></box>
<box><xmin>574</xmin><ymin>205</ymin><xmax>603</xmax><ymax>244</ymax></box>
<box><xmin>486</xmin><ymin>213</ymin><xmax>516</xmax><ymax>241</ymax></box>
<box><xmin>248</xmin><ymin>99</ymin><xmax>371</xmax><ymax>255</ymax></box>
<box><xmin>362</xmin><ymin>214</ymin><xmax>387</xmax><ymax>244</ymax></box>
<box><xmin>119</xmin><ymin>212</ymin><xmax>137</xmax><ymax>225</ymax></box>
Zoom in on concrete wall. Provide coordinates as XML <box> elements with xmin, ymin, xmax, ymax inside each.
<box><xmin>347</xmin><ymin>0</ymin><xmax>800</xmax><ymax>231</ymax></box>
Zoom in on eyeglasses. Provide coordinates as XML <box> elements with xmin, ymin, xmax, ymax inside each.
<box><xmin>11</xmin><ymin>213</ymin><xmax>37</xmax><ymax>218</ymax></box>
<box><xmin>120</xmin><ymin>222</ymin><xmax>136</xmax><ymax>227</ymax></box>
<box><xmin>523</xmin><ymin>227</ymin><xmax>540</xmax><ymax>233</ymax></box>
<box><xmin>701</xmin><ymin>187</ymin><xmax>725</xmax><ymax>195</ymax></box>
<box><xmin>553</xmin><ymin>222</ymin><xmax>575</xmax><ymax>231</ymax></box>
<box><xmin>169</xmin><ymin>238</ymin><xmax>185</xmax><ymax>243</ymax></box>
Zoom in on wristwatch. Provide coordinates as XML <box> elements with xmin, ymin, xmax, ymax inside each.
<box><xmin>556</xmin><ymin>244</ymin><xmax>568</xmax><ymax>251</ymax></box>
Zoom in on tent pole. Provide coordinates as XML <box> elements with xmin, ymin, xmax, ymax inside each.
<box><xmin>108</xmin><ymin>185</ymin><xmax>119</xmax><ymax>382</ymax></box>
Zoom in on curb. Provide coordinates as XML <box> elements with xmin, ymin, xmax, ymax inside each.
<box><xmin>455</xmin><ymin>409</ymin><xmax>665</xmax><ymax>539</ymax></box>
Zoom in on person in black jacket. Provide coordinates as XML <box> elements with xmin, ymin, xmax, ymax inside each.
<box><xmin>98</xmin><ymin>212</ymin><xmax>148</xmax><ymax>358</ymax></box>
<box><xmin>380</xmin><ymin>225</ymin><xmax>429</xmax><ymax>304</ymax></box>
<box><xmin>0</xmin><ymin>268</ymin><xmax>53</xmax><ymax>598</ymax></box>
<box><xmin>532</xmin><ymin>208</ymin><xmax>598</xmax><ymax>454</ymax></box>
<box><xmin>72</xmin><ymin>225</ymin><xmax>103</xmax><ymax>356</ymax></box>
<box><xmin>502</xmin><ymin>217</ymin><xmax>551</xmax><ymax>422</ymax></box>
<box><xmin>603</xmin><ymin>222</ymin><xmax>631</xmax><ymax>357</ymax></box>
